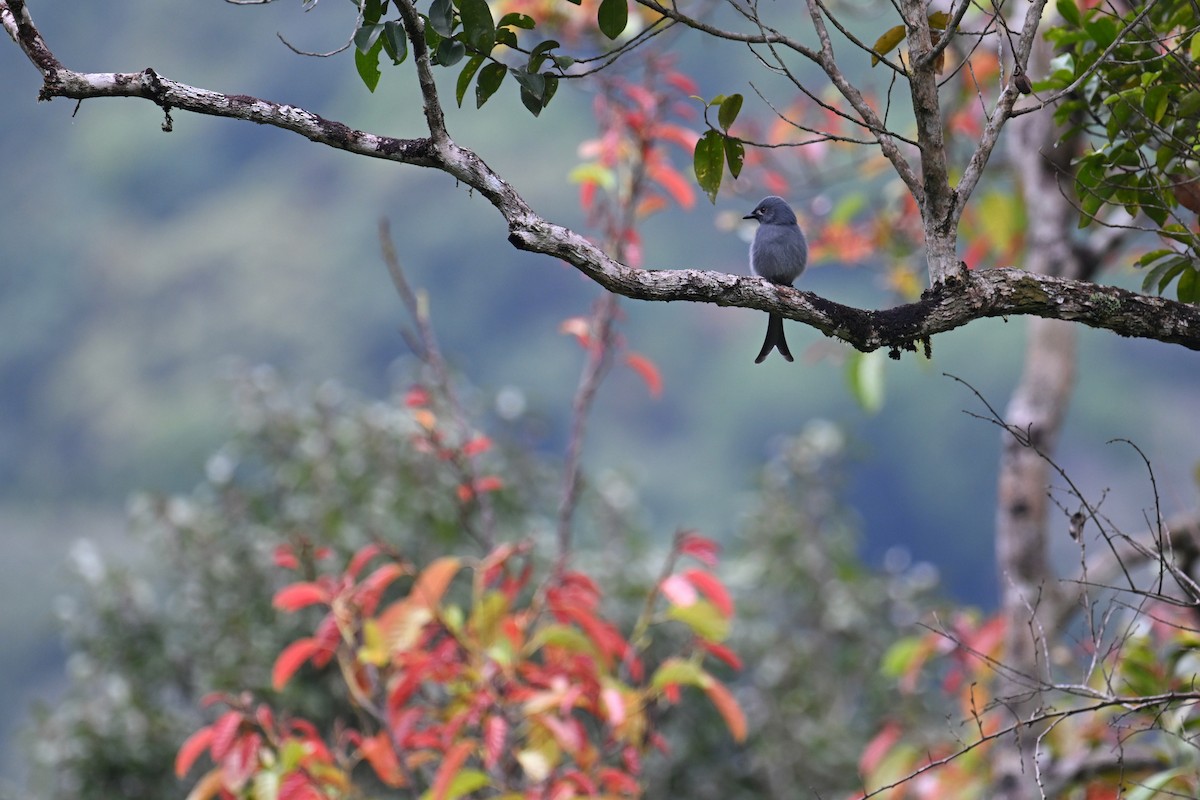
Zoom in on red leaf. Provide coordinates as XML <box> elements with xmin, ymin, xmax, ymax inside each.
<box><xmin>483</xmin><ymin>715</ymin><xmax>507</xmax><ymax>770</ymax></box>
<box><xmin>255</xmin><ymin>704</ymin><xmax>276</xmax><ymax>736</ymax></box>
<box><xmin>273</xmin><ymin>545</ymin><xmax>299</xmax><ymax>570</ymax></box>
<box><xmin>175</xmin><ymin>725</ymin><xmax>215</xmax><ymax>778</ymax></box>
<box><xmin>404</xmin><ymin>386</ymin><xmax>431</xmax><ymax>407</ymax></box>
<box><xmin>430</xmin><ymin>740</ymin><xmax>473</xmax><ymax>800</ymax></box>
<box><xmin>461</xmin><ymin>435</ymin><xmax>492</xmax><ymax>457</ymax></box>
<box><xmin>699</xmin><ymin>640</ymin><xmax>744</xmax><ymax>671</ymax></box>
<box><xmin>272</xmin><ymin>637</ymin><xmax>323</xmax><ymax>691</ymax></box>
<box><xmin>678</xmin><ymin>532</ymin><xmax>720</xmax><ymax>567</ymax></box>
<box><xmin>859</xmin><ymin>721</ymin><xmax>903</xmax><ymax>777</ymax></box>
<box><xmin>599</xmin><ymin>766</ymin><xmax>641</xmax><ymax>795</ymax></box>
<box><xmin>359</xmin><ymin>731</ymin><xmax>406</xmax><ymax>787</ymax></box>
<box><xmin>272</xmin><ymin>583</ymin><xmax>330</xmax><ymax>613</ymax></box>
<box><xmin>601</xmin><ymin>686</ymin><xmax>626</xmax><ymax>728</ymax></box>
<box><xmin>624</xmin><ymin>352</ymin><xmax>663</xmax><ymax>398</ymax></box>
<box><xmin>683</xmin><ymin>569</ymin><xmax>734</xmax><ymax>618</ymax></box>
<box><xmin>474</xmin><ymin>475</ymin><xmax>504</xmax><ymax>494</ymax></box>
<box><xmin>646</xmin><ymin>160</ymin><xmax>695</xmax><ymax>210</ymax></box>
<box><xmin>209</xmin><ymin>710</ymin><xmax>244</xmax><ymax>761</ymax></box>
<box><xmin>346</xmin><ymin>543</ymin><xmax>383</xmax><ymax>580</ymax></box>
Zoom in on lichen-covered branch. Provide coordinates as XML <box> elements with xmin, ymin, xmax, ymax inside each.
<box><xmin>3</xmin><ymin>0</ymin><xmax>1199</xmax><ymax>353</ymax></box>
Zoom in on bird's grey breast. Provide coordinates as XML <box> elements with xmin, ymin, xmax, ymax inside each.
<box><xmin>750</xmin><ymin>223</ymin><xmax>809</xmax><ymax>285</ymax></box>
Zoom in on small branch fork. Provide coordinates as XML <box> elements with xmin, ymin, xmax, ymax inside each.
<box><xmin>4</xmin><ymin>0</ymin><xmax>1200</xmax><ymax>352</ymax></box>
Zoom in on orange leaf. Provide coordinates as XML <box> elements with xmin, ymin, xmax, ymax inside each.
<box><xmin>430</xmin><ymin>740</ymin><xmax>473</xmax><ymax>800</ymax></box>
<box><xmin>703</xmin><ymin>677</ymin><xmax>747</xmax><ymax>743</ymax></box>
<box><xmin>646</xmin><ymin>160</ymin><xmax>695</xmax><ymax>209</ymax></box>
<box><xmin>272</xmin><ymin>637</ymin><xmax>323</xmax><ymax>691</ymax></box>
<box><xmin>410</xmin><ymin>556</ymin><xmax>462</xmax><ymax>611</ymax></box>
<box><xmin>624</xmin><ymin>352</ymin><xmax>663</xmax><ymax>398</ymax></box>
<box><xmin>683</xmin><ymin>569</ymin><xmax>734</xmax><ymax>618</ymax></box>
<box><xmin>175</xmin><ymin>725</ymin><xmax>215</xmax><ymax>778</ymax></box>
<box><xmin>182</xmin><ymin>767</ymin><xmax>225</xmax><ymax>800</ymax></box>
<box><xmin>359</xmin><ymin>731</ymin><xmax>406</xmax><ymax>787</ymax></box>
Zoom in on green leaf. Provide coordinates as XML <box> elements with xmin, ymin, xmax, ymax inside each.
<box><xmin>364</xmin><ymin>0</ymin><xmax>385</xmax><ymax>24</ymax></box>
<box><xmin>1191</xmin><ymin>33</ymin><xmax>1200</xmax><ymax>63</ymax></box>
<box><xmin>456</xmin><ymin>55</ymin><xmax>485</xmax><ymax>107</ymax></box>
<box><xmin>927</xmin><ymin>11</ymin><xmax>950</xmax><ymax>30</ymax></box>
<box><xmin>435</xmin><ymin>37</ymin><xmax>466</xmax><ymax>67</ymax></box>
<box><xmin>355</xmin><ymin>35</ymin><xmax>385</xmax><ymax>92</ymax></box>
<box><xmin>528</xmin><ymin>39</ymin><xmax>560</xmax><ymax>72</ymax></box>
<box><xmin>871</xmin><ymin>24</ymin><xmax>906</xmax><ymax>67</ymax></box>
<box><xmin>666</xmin><ymin>599</ymin><xmax>730</xmax><ymax>642</ymax></box>
<box><xmin>354</xmin><ymin>23</ymin><xmax>384</xmax><ymax>54</ymax></box>
<box><xmin>1055</xmin><ymin>0</ymin><xmax>1080</xmax><ymax>27</ymax></box>
<box><xmin>597</xmin><ymin>0</ymin><xmax>628</xmax><ymax>40</ymax></box>
<box><xmin>458</xmin><ymin>0</ymin><xmax>496</xmax><ymax>52</ymax></box>
<box><xmin>475</xmin><ymin>62</ymin><xmax>507</xmax><ymax>108</ymax></box>
<box><xmin>693</xmin><ymin>129</ymin><xmax>725</xmax><ymax>204</ymax></box>
<box><xmin>428</xmin><ymin>0</ymin><xmax>454</xmax><ymax>38</ymax></box>
<box><xmin>381</xmin><ymin>20</ymin><xmax>408</xmax><ymax>64</ymax></box>
<box><xmin>568</xmin><ymin>163</ymin><xmax>617</xmax><ymax>191</ymax></box>
<box><xmin>650</xmin><ymin>657</ymin><xmax>707</xmax><ymax>691</ymax></box>
<box><xmin>717</xmin><ymin>93</ymin><xmax>743</xmax><ymax>131</ymax></box>
<box><xmin>846</xmin><ymin>349</ymin><xmax>886</xmax><ymax>413</ymax></box>
<box><xmin>418</xmin><ymin>769</ymin><xmax>491</xmax><ymax>800</ymax></box>
<box><xmin>497</xmin><ymin>11</ymin><xmax>536</xmax><ymax>29</ymax></box>
<box><xmin>723</xmin><ymin>136</ymin><xmax>744</xmax><ymax>179</ymax></box>
<box><xmin>1178</xmin><ymin>267</ymin><xmax>1199</xmax><ymax>303</ymax></box>
<box><xmin>514</xmin><ymin>70</ymin><xmax>546</xmax><ymax>116</ymax></box>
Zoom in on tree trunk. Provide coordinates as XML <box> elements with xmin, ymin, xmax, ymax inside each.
<box><xmin>990</xmin><ymin>29</ymin><xmax>1096</xmax><ymax>799</ymax></box>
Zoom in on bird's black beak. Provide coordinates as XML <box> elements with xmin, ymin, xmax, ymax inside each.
<box><xmin>743</xmin><ymin>212</ymin><xmax>757</xmax><ymax>220</ymax></box>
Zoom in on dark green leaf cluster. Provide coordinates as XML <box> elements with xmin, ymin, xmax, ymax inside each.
<box><xmin>351</xmin><ymin>0</ymin><xmax>617</xmax><ymax>116</ymax></box>
<box><xmin>693</xmin><ymin>94</ymin><xmax>745</xmax><ymax>203</ymax></box>
<box><xmin>1041</xmin><ymin>0</ymin><xmax>1200</xmax><ymax>301</ymax></box>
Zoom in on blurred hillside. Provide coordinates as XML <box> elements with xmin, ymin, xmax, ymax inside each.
<box><xmin>2</xmin><ymin>0</ymin><xmax>1198</xmax><ymax>790</ymax></box>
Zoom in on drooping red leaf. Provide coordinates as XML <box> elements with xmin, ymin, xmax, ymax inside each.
<box><xmin>624</xmin><ymin>352</ymin><xmax>663</xmax><ymax>398</ymax></box>
<box><xmin>272</xmin><ymin>637</ymin><xmax>323</xmax><ymax>691</ymax></box>
<box><xmin>649</xmin><ymin>122</ymin><xmax>700</xmax><ymax>152</ymax></box>
<box><xmin>699</xmin><ymin>640</ymin><xmax>744</xmax><ymax>671</ymax></box>
<box><xmin>683</xmin><ymin>569</ymin><xmax>734</xmax><ymax>618</ymax></box>
<box><xmin>357</xmin><ymin>562</ymin><xmax>408</xmax><ymax>614</ymax></box>
<box><xmin>255</xmin><ymin>704</ymin><xmax>276</xmax><ymax>736</ymax></box>
<box><xmin>272</xmin><ymin>582</ymin><xmax>330</xmax><ymax>613</ymax></box>
<box><xmin>678</xmin><ymin>532</ymin><xmax>720</xmax><ymax>567</ymax></box>
<box><xmin>220</xmin><ymin>731</ymin><xmax>261</xmax><ymax>791</ymax></box>
<box><xmin>703</xmin><ymin>677</ymin><xmax>747</xmax><ymax>743</ymax></box>
<box><xmin>175</xmin><ymin>725</ymin><xmax>215</xmax><ymax>778</ymax></box>
<box><xmin>559</xmin><ymin>316</ymin><xmax>593</xmax><ymax>349</ymax></box>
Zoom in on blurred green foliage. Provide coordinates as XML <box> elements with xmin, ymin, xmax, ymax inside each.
<box><xmin>28</xmin><ymin>370</ymin><xmax>939</xmax><ymax>799</ymax></box>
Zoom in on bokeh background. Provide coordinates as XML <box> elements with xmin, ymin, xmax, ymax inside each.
<box><xmin>2</xmin><ymin>0</ymin><xmax>1197</xmax><ymax>790</ymax></box>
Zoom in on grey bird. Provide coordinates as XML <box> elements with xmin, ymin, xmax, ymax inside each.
<box><xmin>744</xmin><ymin>196</ymin><xmax>808</xmax><ymax>363</ymax></box>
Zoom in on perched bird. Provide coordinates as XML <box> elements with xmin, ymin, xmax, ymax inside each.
<box><xmin>744</xmin><ymin>196</ymin><xmax>808</xmax><ymax>363</ymax></box>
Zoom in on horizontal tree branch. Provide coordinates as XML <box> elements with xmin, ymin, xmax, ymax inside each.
<box><xmin>5</xmin><ymin>0</ymin><xmax>1200</xmax><ymax>353</ymax></box>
